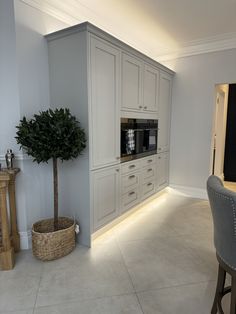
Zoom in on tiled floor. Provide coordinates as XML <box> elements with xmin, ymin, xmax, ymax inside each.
<box><xmin>0</xmin><ymin>191</ymin><xmax>231</xmax><ymax>313</ymax></box>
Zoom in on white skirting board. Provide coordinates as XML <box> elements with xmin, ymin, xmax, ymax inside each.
<box><xmin>19</xmin><ymin>230</ymin><xmax>32</xmax><ymax>250</ymax></box>
<box><xmin>168</xmin><ymin>184</ymin><xmax>208</xmax><ymax>200</ymax></box>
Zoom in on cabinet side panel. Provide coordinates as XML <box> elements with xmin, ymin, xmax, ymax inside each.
<box><xmin>47</xmin><ymin>32</ymin><xmax>91</xmax><ymax>246</ymax></box>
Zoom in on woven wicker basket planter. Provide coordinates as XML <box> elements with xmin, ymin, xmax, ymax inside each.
<box><xmin>32</xmin><ymin>217</ymin><xmax>75</xmax><ymax>261</ymax></box>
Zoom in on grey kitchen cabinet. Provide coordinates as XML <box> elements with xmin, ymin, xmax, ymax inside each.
<box><xmin>121</xmin><ymin>159</ymin><xmax>141</xmax><ymax>214</ymax></box>
<box><xmin>90</xmin><ymin>36</ymin><xmax>120</xmax><ymax>169</ymax></box>
<box><xmin>121</xmin><ymin>54</ymin><xmax>160</xmax><ymax>114</ymax></box>
<box><xmin>92</xmin><ymin>165</ymin><xmax>120</xmax><ymax>230</ymax></box>
<box><xmin>121</xmin><ymin>52</ymin><xmax>143</xmax><ymax>111</ymax></box>
<box><xmin>140</xmin><ymin>156</ymin><xmax>157</xmax><ymax>201</ymax></box>
<box><xmin>143</xmin><ymin>63</ymin><xmax>159</xmax><ymax>112</ymax></box>
<box><xmin>120</xmin><ymin>155</ymin><xmax>157</xmax><ymax>213</ymax></box>
<box><xmin>158</xmin><ymin>72</ymin><xmax>172</xmax><ymax>153</ymax></box>
<box><xmin>156</xmin><ymin>152</ymin><xmax>169</xmax><ymax>190</ymax></box>
<box><xmin>46</xmin><ymin>22</ymin><xmax>174</xmax><ymax>246</ymax></box>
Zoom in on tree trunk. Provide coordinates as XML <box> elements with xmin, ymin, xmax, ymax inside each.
<box><xmin>53</xmin><ymin>157</ymin><xmax>59</xmax><ymax>230</ymax></box>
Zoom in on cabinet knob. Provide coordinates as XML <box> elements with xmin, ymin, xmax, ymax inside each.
<box><xmin>144</xmin><ymin>106</ymin><xmax>147</xmax><ymax>109</ymax></box>
<box><xmin>139</xmin><ymin>105</ymin><xmax>143</xmax><ymax>109</ymax></box>
<box><xmin>129</xmin><ymin>191</ymin><xmax>135</xmax><ymax>196</ymax></box>
<box><xmin>116</xmin><ymin>168</ymin><xmax>120</xmax><ymax>172</ymax></box>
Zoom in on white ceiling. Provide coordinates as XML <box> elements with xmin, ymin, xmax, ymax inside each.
<box><xmin>21</xmin><ymin>0</ymin><xmax>236</xmax><ymax>62</ymax></box>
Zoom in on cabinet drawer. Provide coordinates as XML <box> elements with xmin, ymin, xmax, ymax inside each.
<box><xmin>142</xmin><ymin>181</ymin><xmax>155</xmax><ymax>200</ymax></box>
<box><xmin>142</xmin><ymin>165</ymin><xmax>156</xmax><ymax>182</ymax></box>
<box><xmin>141</xmin><ymin>156</ymin><xmax>156</xmax><ymax>167</ymax></box>
<box><xmin>121</xmin><ymin>188</ymin><xmax>139</xmax><ymax>212</ymax></box>
<box><xmin>121</xmin><ymin>160</ymin><xmax>141</xmax><ymax>174</ymax></box>
<box><xmin>122</xmin><ymin>172</ymin><xmax>140</xmax><ymax>192</ymax></box>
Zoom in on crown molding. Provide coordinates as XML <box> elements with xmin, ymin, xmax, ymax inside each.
<box><xmin>19</xmin><ymin>0</ymin><xmax>236</xmax><ymax>62</ymax></box>
<box><xmin>19</xmin><ymin>0</ymin><xmax>79</xmax><ymax>25</ymax></box>
<box><xmin>156</xmin><ymin>32</ymin><xmax>236</xmax><ymax>62</ymax></box>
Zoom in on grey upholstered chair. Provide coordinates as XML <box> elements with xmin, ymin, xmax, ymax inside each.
<box><xmin>207</xmin><ymin>175</ymin><xmax>236</xmax><ymax>314</ymax></box>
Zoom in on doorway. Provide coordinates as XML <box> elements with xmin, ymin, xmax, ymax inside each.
<box><xmin>211</xmin><ymin>84</ymin><xmax>229</xmax><ymax>180</ymax></box>
<box><xmin>223</xmin><ymin>84</ymin><xmax>236</xmax><ymax>182</ymax></box>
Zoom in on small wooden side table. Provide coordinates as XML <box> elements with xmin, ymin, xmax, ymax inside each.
<box><xmin>0</xmin><ymin>168</ymin><xmax>20</xmax><ymax>270</ymax></box>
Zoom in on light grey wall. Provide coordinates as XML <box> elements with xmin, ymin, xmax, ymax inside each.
<box><xmin>1</xmin><ymin>0</ymin><xmax>69</xmax><ymax>246</ymax></box>
<box><xmin>14</xmin><ymin>0</ymin><xmax>69</xmax><ymax>234</ymax></box>
<box><xmin>0</xmin><ymin>0</ymin><xmax>29</xmax><ymax>238</ymax></box>
<box><xmin>166</xmin><ymin>49</ymin><xmax>236</xmax><ymax>189</ymax></box>
<box><xmin>14</xmin><ymin>0</ymin><xmax>68</xmax><ymax>116</ymax></box>
<box><xmin>0</xmin><ymin>0</ymin><xmax>21</xmax><ymax>155</ymax></box>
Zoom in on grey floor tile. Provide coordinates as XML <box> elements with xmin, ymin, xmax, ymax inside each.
<box><xmin>0</xmin><ymin>193</ymin><xmax>220</xmax><ymax>314</ymax></box>
<box><xmin>0</xmin><ymin>273</ymin><xmax>40</xmax><ymax>313</ymax></box>
<box><xmin>0</xmin><ymin>250</ymin><xmax>42</xmax><ymax>313</ymax></box>
<box><xmin>34</xmin><ymin>294</ymin><xmax>143</xmax><ymax>314</ymax></box>
<box><xmin>36</xmin><ymin>240</ymin><xmax>134</xmax><ymax>307</ymax></box>
<box><xmin>113</xmin><ymin>213</ymin><xmax>178</xmax><ymax>243</ymax></box>
<box><xmin>177</xmin><ymin>231</ymin><xmax>217</xmax><ymax>270</ymax></box>
<box><xmin>137</xmin><ymin>281</ymin><xmax>230</xmax><ymax>314</ymax></box>
<box><xmin>166</xmin><ymin>199</ymin><xmax>213</xmax><ymax>236</ymax></box>
<box><xmin>13</xmin><ymin>250</ymin><xmax>43</xmax><ymax>276</ymax></box>
<box><xmin>119</xmin><ymin>236</ymin><xmax>216</xmax><ymax>292</ymax></box>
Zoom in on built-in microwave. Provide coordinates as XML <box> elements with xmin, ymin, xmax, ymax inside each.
<box><xmin>121</xmin><ymin>118</ymin><xmax>158</xmax><ymax>162</ymax></box>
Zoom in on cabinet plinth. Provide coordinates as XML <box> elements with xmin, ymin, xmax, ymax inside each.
<box><xmin>0</xmin><ymin>168</ymin><xmax>20</xmax><ymax>270</ymax></box>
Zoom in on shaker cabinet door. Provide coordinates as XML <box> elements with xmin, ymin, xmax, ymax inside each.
<box><xmin>156</xmin><ymin>152</ymin><xmax>169</xmax><ymax>189</ymax></box>
<box><xmin>90</xmin><ymin>37</ymin><xmax>120</xmax><ymax>169</ymax></box>
<box><xmin>93</xmin><ymin>166</ymin><xmax>120</xmax><ymax>230</ymax></box>
<box><xmin>143</xmin><ymin>63</ymin><xmax>159</xmax><ymax>112</ymax></box>
<box><xmin>158</xmin><ymin>72</ymin><xmax>172</xmax><ymax>153</ymax></box>
<box><xmin>121</xmin><ymin>53</ymin><xmax>143</xmax><ymax>111</ymax></box>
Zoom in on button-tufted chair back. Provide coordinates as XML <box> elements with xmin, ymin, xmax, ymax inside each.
<box><xmin>207</xmin><ymin>175</ymin><xmax>236</xmax><ymax>269</ymax></box>
<box><xmin>207</xmin><ymin>175</ymin><xmax>236</xmax><ymax>313</ymax></box>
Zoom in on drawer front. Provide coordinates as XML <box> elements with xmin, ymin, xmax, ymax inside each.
<box><xmin>121</xmin><ymin>188</ymin><xmax>139</xmax><ymax>213</ymax></box>
<box><xmin>141</xmin><ymin>155</ymin><xmax>156</xmax><ymax>167</ymax></box>
<box><xmin>121</xmin><ymin>160</ymin><xmax>141</xmax><ymax>174</ymax></box>
<box><xmin>142</xmin><ymin>181</ymin><xmax>155</xmax><ymax>200</ymax></box>
<box><xmin>142</xmin><ymin>165</ymin><xmax>156</xmax><ymax>181</ymax></box>
<box><xmin>122</xmin><ymin>172</ymin><xmax>140</xmax><ymax>192</ymax></box>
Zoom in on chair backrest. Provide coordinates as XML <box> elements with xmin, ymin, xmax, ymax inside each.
<box><xmin>207</xmin><ymin>175</ymin><xmax>236</xmax><ymax>269</ymax></box>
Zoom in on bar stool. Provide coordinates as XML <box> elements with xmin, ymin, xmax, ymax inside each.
<box><xmin>207</xmin><ymin>175</ymin><xmax>236</xmax><ymax>314</ymax></box>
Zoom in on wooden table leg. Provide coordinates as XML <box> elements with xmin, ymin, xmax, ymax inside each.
<box><xmin>8</xmin><ymin>175</ymin><xmax>20</xmax><ymax>252</ymax></box>
<box><xmin>0</xmin><ymin>182</ymin><xmax>14</xmax><ymax>270</ymax></box>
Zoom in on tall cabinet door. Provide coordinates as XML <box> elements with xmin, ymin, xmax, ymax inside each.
<box><xmin>93</xmin><ymin>166</ymin><xmax>120</xmax><ymax>230</ymax></box>
<box><xmin>156</xmin><ymin>152</ymin><xmax>169</xmax><ymax>190</ymax></box>
<box><xmin>90</xmin><ymin>37</ymin><xmax>120</xmax><ymax>169</ymax></box>
<box><xmin>158</xmin><ymin>72</ymin><xmax>172</xmax><ymax>153</ymax></box>
<box><xmin>121</xmin><ymin>53</ymin><xmax>143</xmax><ymax>111</ymax></box>
<box><xmin>143</xmin><ymin>63</ymin><xmax>159</xmax><ymax>112</ymax></box>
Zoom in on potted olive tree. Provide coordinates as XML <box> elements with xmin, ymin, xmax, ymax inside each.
<box><xmin>16</xmin><ymin>108</ymin><xmax>86</xmax><ymax>261</ymax></box>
